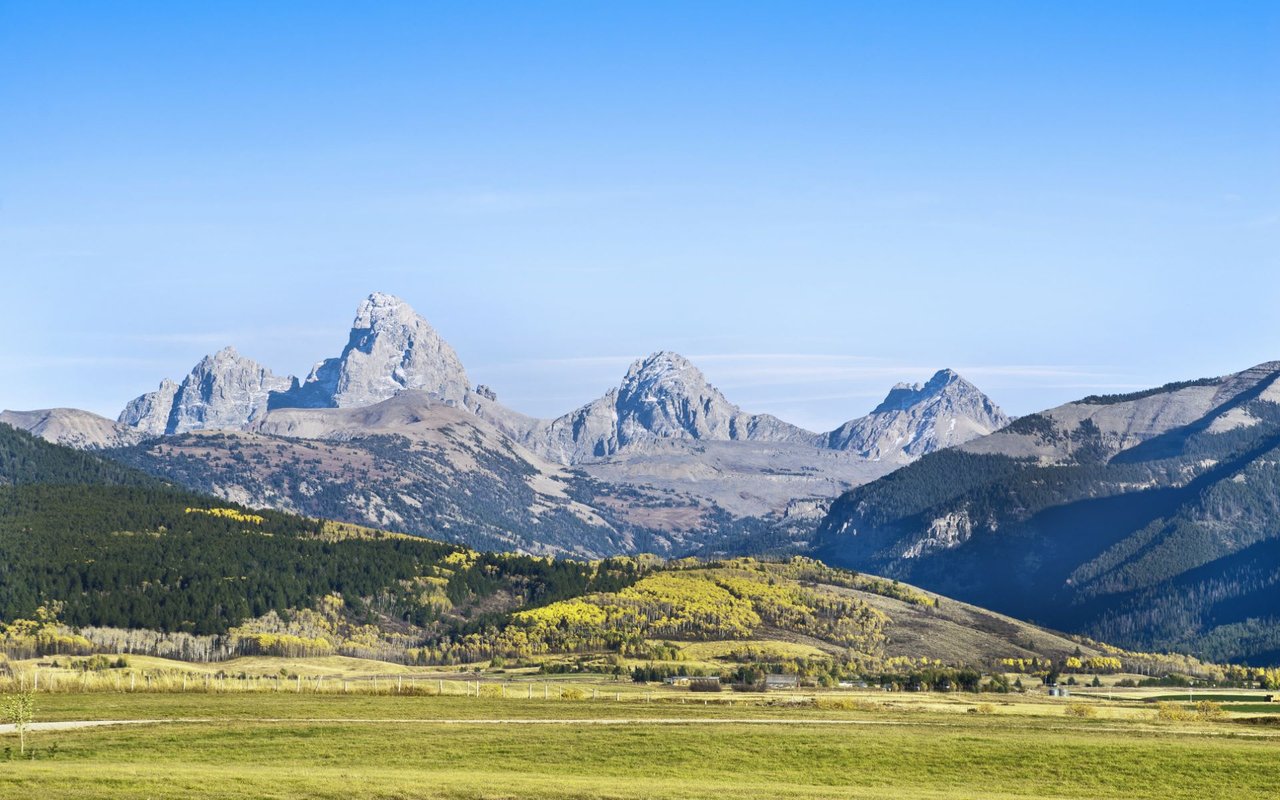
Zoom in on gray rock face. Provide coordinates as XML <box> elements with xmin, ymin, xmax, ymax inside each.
<box><xmin>118</xmin><ymin>347</ymin><xmax>293</xmax><ymax>435</ymax></box>
<box><xmin>116</xmin><ymin>293</ymin><xmax>474</xmax><ymax>433</ymax></box>
<box><xmin>304</xmin><ymin>292</ymin><xmax>472</xmax><ymax>408</ymax></box>
<box><xmin>118</xmin><ymin>378</ymin><xmax>180</xmax><ymax>436</ymax></box>
<box><xmin>826</xmin><ymin>369</ymin><xmax>1010</xmax><ymax>463</ymax></box>
<box><xmin>532</xmin><ymin>355</ymin><xmax>1005</xmax><ymax>467</ymax></box>
<box><xmin>537</xmin><ymin>351</ymin><xmax>820</xmax><ymax>463</ymax></box>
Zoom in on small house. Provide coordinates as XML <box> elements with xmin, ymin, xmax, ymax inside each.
<box><xmin>663</xmin><ymin>675</ymin><xmax>721</xmax><ymax>690</ymax></box>
<box><xmin>764</xmin><ymin>674</ymin><xmax>799</xmax><ymax>691</ymax></box>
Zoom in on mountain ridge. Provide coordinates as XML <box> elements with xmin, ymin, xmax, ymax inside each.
<box><xmin>2</xmin><ymin>292</ymin><xmax>1008</xmax><ymax>557</ymax></box>
<box><xmin>810</xmin><ymin>359</ymin><xmax>1280</xmax><ymax>663</ymax></box>
<box><xmin>93</xmin><ymin>294</ymin><xmax>1002</xmax><ymax>454</ymax></box>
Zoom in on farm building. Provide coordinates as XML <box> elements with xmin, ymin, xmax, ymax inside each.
<box><xmin>663</xmin><ymin>676</ymin><xmax>721</xmax><ymax>690</ymax></box>
<box><xmin>764</xmin><ymin>674</ymin><xmax>799</xmax><ymax>691</ymax></box>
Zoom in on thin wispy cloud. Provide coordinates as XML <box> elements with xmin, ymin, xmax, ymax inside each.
<box><xmin>475</xmin><ymin>351</ymin><xmax>1147</xmax><ymax>428</ymax></box>
<box><xmin>114</xmin><ymin>327</ymin><xmax>338</xmax><ymax>347</ymax></box>
<box><xmin>0</xmin><ymin>355</ymin><xmax>175</xmax><ymax>369</ymax></box>
<box><xmin>118</xmin><ymin>332</ymin><xmax>238</xmax><ymax>346</ymax></box>
<box><xmin>490</xmin><ymin>353</ymin><xmax>1131</xmax><ymax>387</ymax></box>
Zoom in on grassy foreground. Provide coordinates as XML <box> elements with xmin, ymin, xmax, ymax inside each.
<box><xmin>3</xmin><ymin>692</ymin><xmax>1280</xmax><ymax>799</ymax></box>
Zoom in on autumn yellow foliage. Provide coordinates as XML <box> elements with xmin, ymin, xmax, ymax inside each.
<box><xmin>184</xmin><ymin>507</ymin><xmax>265</xmax><ymax>525</ymax></box>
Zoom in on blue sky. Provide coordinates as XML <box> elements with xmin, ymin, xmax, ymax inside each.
<box><xmin>2</xmin><ymin>2</ymin><xmax>1277</xmax><ymax>430</ymax></box>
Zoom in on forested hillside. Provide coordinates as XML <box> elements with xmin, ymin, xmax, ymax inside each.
<box><xmin>0</xmin><ymin>422</ymin><xmax>643</xmax><ymax>658</ymax></box>
<box><xmin>812</xmin><ymin>364</ymin><xmax>1280</xmax><ymax>664</ymax></box>
<box><xmin>7</xmin><ymin>420</ymin><xmax>1269</xmax><ymax>683</ymax></box>
<box><xmin>0</xmin><ymin>421</ymin><xmax>156</xmax><ymax>487</ymax></box>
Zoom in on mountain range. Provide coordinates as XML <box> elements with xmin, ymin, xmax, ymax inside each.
<box><xmin>2</xmin><ymin>421</ymin><xmax>1133</xmax><ymax>673</ymax></box>
<box><xmin>6</xmin><ymin>291</ymin><xmax>1280</xmax><ymax>665</ymax></box>
<box><xmin>2</xmin><ymin>292</ymin><xmax>1008</xmax><ymax>555</ymax></box>
<box><xmin>812</xmin><ymin>361</ymin><xmax>1280</xmax><ymax>663</ymax></box>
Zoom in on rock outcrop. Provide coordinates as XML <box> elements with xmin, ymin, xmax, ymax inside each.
<box><xmin>295</xmin><ymin>292</ymin><xmax>471</xmax><ymax>408</ymax></box>
<box><xmin>532</xmin><ymin>355</ymin><xmax>1007</xmax><ymax>466</ymax></box>
<box><xmin>116</xmin><ymin>293</ymin><xmax>474</xmax><ymax>434</ymax></box>
<box><xmin>825</xmin><ymin>369</ymin><xmax>1010</xmax><ymax>462</ymax></box>
<box><xmin>117</xmin><ymin>347</ymin><xmax>292</xmax><ymax>435</ymax></box>
<box><xmin>536</xmin><ymin>351</ymin><xmax>819</xmax><ymax>463</ymax></box>
<box><xmin>119</xmin><ymin>378</ymin><xmax>180</xmax><ymax>437</ymax></box>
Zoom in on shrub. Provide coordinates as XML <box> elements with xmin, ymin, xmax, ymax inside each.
<box><xmin>560</xmin><ymin>687</ymin><xmax>586</xmax><ymax>700</ymax></box>
<box><xmin>974</xmin><ymin>703</ymin><xmax>996</xmax><ymax>715</ymax></box>
<box><xmin>1195</xmin><ymin>700</ymin><xmax>1226</xmax><ymax>721</ymax></box>
<box><xmin>1064</xmin><ymin>703</ymin><xmax>1098</xmax><ymax>718</ymax></box>
<box><xmin>815</xmin><ymin>696</ymin><xmax>881</xmax><ymax>712</ymax></box>
<box><xmin>1155</xmin><ymin>701</ymin><xmax>1193</xmax><ymax>722</ymax></box>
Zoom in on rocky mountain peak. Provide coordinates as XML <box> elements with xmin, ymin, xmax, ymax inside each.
<box><xmin>118</xmin><ymin>377</ymin><xmax>181</xmax><ymax>436</ymax></box>
<box><xmin>350</xmin><ymin>291</ymin><xmax>424</xmax><ymax>336</ymax></box>
<box><xmin>827</xmin><ymin>368</ymin><xmax>1009</xmax><ymax>462</ymax></box>
<box><xmin>320</xmin><ymin>292</ymin><xmax>472</xmax><ymax>408</ymax></box>
<box><xmin>118</xmin><ymin>348</ymin><xmax>292</xmax><ymax>436</ymax></box>
<box><xmin>619</xmin><ymin>352</ymin><xmax>723</xmax><ymax>409</ymax></box>
<box><xmin>614</xmin><ymin>351</ymin><xmax>742</xmax><ymax>445</ymax></box>
<box><xmin>623</xmin><ymin>350</ymin><xmax>697</xmax><ymax>383</ymax></box>
<box><xmin>874</xmin><ymin>369</ymin><xmax>968</xmax><ymax>413</ymax></box>
<box><xmin>117</xmin><ymin>293</ymin><xmax>474</xmax><ymax>434</ymax></box>
<box><xmin>535</xmin><ymin>351</ymin><xmax>818</xmax><ymax>464</ymax></box>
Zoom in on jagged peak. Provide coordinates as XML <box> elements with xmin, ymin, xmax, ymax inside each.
<box><xmin>927</xmin><ymin>367</ymin><xmax>963</xmax><ymax>385</ymax></box>
<box><xmin>827</xmin><ymin>368</ymin><xmax>1008</xmax><ymax>459</ymax></box>
<box><xmin>624</xmin><ymin>351</ymin><xmax>700</xmax><ymax>380</ymax></box>
<box><xmin>614</xmin><ymin>351</ymin><xmax>724</xmax><ymax>408</ymax></box>
<box><xmin>350</xmin><ymin>291</ymin><xmax>437</xmax><ymax>336</ymax></box>
<box><xmin>193</xmin><ymin>345</ymin><xmax>269</xmax><ymax>371</ymax></box>
<box><xmin>324</xmin><ymin>292</ymin><xmax>470</xmax><ymax>407</ymax></box>
<box><xmin>873</xmin><ymin>368</ymin><xmax>976</xmax><ymax>414</ymax></box>
<box><xmin>616</xmin><ymin>351</ymin><xmax>734</xmax><ymax>413</ymax></box>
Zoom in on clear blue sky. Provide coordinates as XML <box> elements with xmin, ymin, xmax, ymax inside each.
<box><xmin>2</xmin><ymin>2</ymin><xmax>1277</xmax><ymax>430</ymax></box>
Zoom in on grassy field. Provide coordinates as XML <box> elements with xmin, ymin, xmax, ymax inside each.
<box><xmin>1143</xmin><ymin>693</ymin><xmax>1272</xmax><ymax>703</ymax></box>
<box><xmin>3</xmin><ymin>683</ymin><xmax>1280</xmax><ymax>799</ymax></box>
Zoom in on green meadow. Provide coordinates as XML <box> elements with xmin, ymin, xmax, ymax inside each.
<box><xmin>4</xmin><ymin>691</ymin><xmax>1279</xmax><ymax>799</ymax></box>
